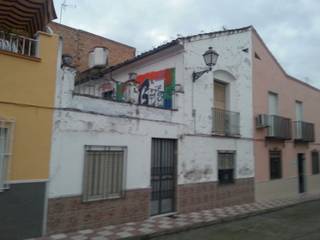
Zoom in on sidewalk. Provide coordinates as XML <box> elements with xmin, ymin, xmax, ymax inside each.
<box><xmin>34</xmin><ymin>193</ymin><xmax>320</xmax><ymax>240</ymax></box>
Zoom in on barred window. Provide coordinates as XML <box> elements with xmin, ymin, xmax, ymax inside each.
<box><xmin>270</xmin><ymin>150</ymin><xmax>282</xmax><ymax>179</ymax></box>
<box><xmin>0</xmin><ymin>119</ymin><xmax>14</xmax><ymax>192</ymax></box>
<box><xmin>312</xmin><ymin>151</ymin><xmax>320</xmax><ymax>175</ymax></box>
<box><xmin>218</xmin><ymin>151</ymin><xmax>235</xmax><ymax>184</ymax></box>
<box><xmin>83</xmin><ymin>145</ymin><xmax>126</xmax><ymax>202</ymax></box>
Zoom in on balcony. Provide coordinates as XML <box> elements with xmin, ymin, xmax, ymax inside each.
<box><xmin>256</xmin><ymin>114</ymin><xmax>292</xmax><ymax>140</ymax></box>
<box><xmin>294</xmin><ymin>121</ymin><xmax>315</xmax><ymax>142</ymax></box>
<box><xmin>212</xmin><ymin>108</ymin><xmax>240</xmax><ymax>136</ymax></box>
<box><xmin>0</xmin><ymin>31</ymin><xmax>38</xmax><ymax>58</ymax></box>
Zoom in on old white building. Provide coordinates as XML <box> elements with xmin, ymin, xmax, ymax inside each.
<box><xmin>47</xmin><ymin>27</ymin><xmax>255</xmax><ymax>234</ymax></box>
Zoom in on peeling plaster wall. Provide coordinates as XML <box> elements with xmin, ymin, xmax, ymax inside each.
<box><xmin>49</xmin><ymin>110</ymin><xmax>180</xmax><ymax>197</ymax></box>
<box><xmin>49</xmin><ymin>31</ymin><xmax>254</xmax><ymax>198</ymax></box>
<box><xmin>183</xmin><ymin>31</ymin><xmax>253</xmax><ymax>137</ymax></box>
<box><xmin>177</xmin><ymin>31</ymin><xmax>254</xmax><ymax>185</ymax></box>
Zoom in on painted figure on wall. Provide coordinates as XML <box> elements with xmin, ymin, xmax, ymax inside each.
<box><xmin>100</xmin><ymin>68</ymin><xmax>175</xmax><ymax>109</ymax></box>
<box><xmin>135</xmin><ymin>68</ymin><xmax>175</xmax><ymax>109</ymax></box>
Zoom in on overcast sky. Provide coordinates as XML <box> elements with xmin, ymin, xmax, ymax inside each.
<box><xmin>53</xmin><ymin>0</ymin><xmax>320</xmax><ymax>88</ymax></box>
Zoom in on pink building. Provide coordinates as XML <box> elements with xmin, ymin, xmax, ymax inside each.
<box><xmin>252</xmin><ymin>29</ymin><xmax>320</xmax><ymax>200</ymax></box>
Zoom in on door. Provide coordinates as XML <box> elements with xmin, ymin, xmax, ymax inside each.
<box><xmin>298</xmin><ymin>153</ymin><xmax>305</xmax><ymax>193</ymax></box>
<box><xmin>150</xmin><ymin>138</ymin><xmax>177</xmax><ymax>216</ymax></box>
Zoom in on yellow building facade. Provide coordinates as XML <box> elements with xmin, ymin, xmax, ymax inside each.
<box><xmin>0</xmin><ymin>32</ymin><xmax>59</xmax><ymax>181</ymax></box>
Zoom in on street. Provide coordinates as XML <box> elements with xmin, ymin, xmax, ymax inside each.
<box><xmin>153</xmin><ymin>200</ymin><xmax>320</xmax><ymax>240</ymax></box>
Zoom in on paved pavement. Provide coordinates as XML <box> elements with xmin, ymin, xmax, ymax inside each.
<box><xmin>154</xmin><ymin>199</ymin><xmax>320</xmax><ymax>240</ymax></box>
<box><xmin>33</xmin><ymin>193</ymin><xmax>320</xmax><ymax>240</ymax></box>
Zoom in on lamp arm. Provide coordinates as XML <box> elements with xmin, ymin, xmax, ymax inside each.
<box><xmin>192</xmin><ymin>67</ymin><xmax>212</xmax><ymax>82</ymax></box>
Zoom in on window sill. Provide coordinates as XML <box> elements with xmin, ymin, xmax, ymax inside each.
<box><xmin>212</xmin><ymin>132</ymin><xmax>241</xmax><ymax>139</ymax></box>
<box><xmin>82</xmin><ymin>194</ymin><xmax>123</xmax><ymax>203</ymax></box>
<box><xmin>270</xmin><ymin>177</ymin><xmax>282</xmax><ymax>181</ymax></box>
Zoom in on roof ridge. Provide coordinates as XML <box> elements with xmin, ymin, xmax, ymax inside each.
<box><xmin>178</xmin><ymin>25</ymin><xmax>252</xmax><ymax>41</ymax></box>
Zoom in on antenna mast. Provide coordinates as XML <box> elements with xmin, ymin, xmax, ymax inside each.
<box><xmin>60</xmin><ymin>0</ymin><xmax>76</xmax><ymax>23</ymax></box>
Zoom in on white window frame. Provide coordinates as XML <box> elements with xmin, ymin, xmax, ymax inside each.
<box><xmin>0</xmin><ymin>118</ymin><xmax>15</xmax><ymax>192</ymax></box>
<box><xmin>82</xmin><ymin>145</ymin><xmax>127</xmax><ymax>202</ymax></box>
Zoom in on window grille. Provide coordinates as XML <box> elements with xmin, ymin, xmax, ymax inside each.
<box><xmin>82</xmin><ymin>145</ymin><xmax>126</xmax><ymax>202</ymax></box>
<box><xmin>0</xmin><ymin>119</ymin><xmax>15</xmax><ymax>192</ymax></box>
<box><xmin>218</xmin><ymin>151</ymin><xmax>235</xmax><ymax>184</ymax></box>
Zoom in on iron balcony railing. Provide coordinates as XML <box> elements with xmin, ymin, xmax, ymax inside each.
<box><xmin>0</xmin><ymin>31</ymin><xmax>38</xmax><ymax>57</ymax></box>
<box><xmin>74</xmin><ymin>84</ymin><xmax>175</xmax><ymax>109</ymax></box>
<box><xmin>212</xmin><ymin>108</ymin><xmax>240</xmax><ymax>136</ymax></box>
<box><xmin>294</xmin><ymin>121</ymin><xmax>315</xmax><ymax>142</ymax></box>
<box><xmin>258</xmin><ymin>114</ymin><xmax>292</xmax><ymax>140</ymax></box>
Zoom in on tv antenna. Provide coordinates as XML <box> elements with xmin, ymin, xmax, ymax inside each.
<box><xmin>60</xmin><ymin>0</ymin><xmax>76</xmax><ymax>23</ymax></box>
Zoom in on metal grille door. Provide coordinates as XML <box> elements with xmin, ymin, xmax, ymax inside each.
<box><xmin>150</xmin><ymin>138</ymin><xmax>177</xmax><ymax>216</ymax></box>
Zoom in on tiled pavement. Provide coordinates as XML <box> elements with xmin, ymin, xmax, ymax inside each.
<box><xmin>33</xmin><ymin>193</ymin><xmax>320</xmax><ymax>240</ymax></box>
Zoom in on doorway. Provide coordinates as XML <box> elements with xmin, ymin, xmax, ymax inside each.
<box><xmin>297</xmin><ymin>153</ymin><xmax>306</xmax><ymax>193</ymax></box>
<box><xmin>150</xmin><ymin>138</ymin><xmax>177</xmax><ymax>216</ymax></box>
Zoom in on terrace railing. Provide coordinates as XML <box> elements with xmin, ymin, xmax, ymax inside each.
<box><xmin>0</xmin><ymin>31</ymin><xmax>38</xmax><ymax>57</ymax></box>
<box><xmin>212</xmin><ymin>108</ymin><xmax>240</xmax><ymax>136</ymax></box>
<box><xmin>294</xmin><ymin>121</ymin><xmax>315</xmax><ymax>142</ymax></box>
<box><xmin>74</xmin><ymin>84</ymin><xmax>175</xmax><ymax>110</ymax></box>
<box><xmin>266</xmin><ymin>115</ymin><xmax>292</xmax><ymax>140</ymax></box>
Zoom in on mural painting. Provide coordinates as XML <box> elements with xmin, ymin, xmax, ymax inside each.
<box><xmin>100</xmin><ymin>68</ymin><xmax>175</xmax><ymax>109</ymax></box>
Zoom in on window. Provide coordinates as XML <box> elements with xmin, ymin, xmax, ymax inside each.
<box><xmin>83</xmin><ymin>145</ymin><xmax>126</xmax><ymax>202</ymax></box>
<box><xmin>312</xmin><ymin>151</ymin><xmax>320</xmax><ymax>175</ymax></box>
<box><xmin>270</xmin><ymin>150</ymin><xmax>282</xmax><ymax>179</ymax></box>
<box><xmin>218</xmin><ymin>151</ymin><xmax>235</xmax><ymax>184</ymax></box>
<box><xmin>0</xmin><ymin>119</ymin><xmax>14</xmax><ymax>192</ymax></box>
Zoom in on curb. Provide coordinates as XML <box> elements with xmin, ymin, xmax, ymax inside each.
<box><xmin>123</xmin><ymin>196</ymin><xmax>320</xmax><ymax>240</ymax></box>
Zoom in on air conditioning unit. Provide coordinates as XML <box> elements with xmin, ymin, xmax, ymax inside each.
<box><xmin>88</xmin><ymin>47</ymin><xmax>109</xmax><ymax>68</ymax></box>
<box><xmin>256</xmin><ymin>114</ymin><xmax>269</xmax><ymax>128</ymax></box>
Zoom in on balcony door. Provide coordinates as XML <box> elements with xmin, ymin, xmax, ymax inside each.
<box><xmin>268</xmin><ymin>92</ymin><xmax>279</xmax><ymax>136</ymax></box>
<box><xmin>214</xmin><ymin>81</ymin><xmax>226</xmax><ymax>110</ymax></box>
<box><xmin>214</xmin><ymin>81</ymin><xmax>227</xmax><ymax>133</ymax></box>
<box><xmin>295</xmin><ymin>101</ymin><xmax>303</xmax><ymax>138</ymax></box>
<box><xmin>268</xmin><ymin>92</ymin><xmax>278</xmax><ymax>115</ymax></box>
<box><xmin>295</xmin><ymin>101</ymin><xmax>303</xmax><ymax>121</ymax></box>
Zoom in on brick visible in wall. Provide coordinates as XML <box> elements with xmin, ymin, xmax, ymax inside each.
<box><xmin>177</xmin><ymin>178</ymin><xmax>254</xmax><ymax>213</ymax></box>
<box><xmin>48</xmin><ymin>22</ymin><xmax>136</xmax><ymax>72</ymax></box>
<box><xmin>47</xmin><ymin>188</ymin><xmax>150</xmax><ymax>235</ymax></box>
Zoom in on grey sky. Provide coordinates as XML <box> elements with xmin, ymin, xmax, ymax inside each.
<box><xmin>54</xmin><ymin>0</ymin><xmax>320</xmax><ymax>88</ymax></box>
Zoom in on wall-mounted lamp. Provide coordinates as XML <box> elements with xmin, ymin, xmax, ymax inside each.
<box><xmin>192</xmin><ymin>47</ymin><xmax>219</xmax><ymax>82</ymax></box>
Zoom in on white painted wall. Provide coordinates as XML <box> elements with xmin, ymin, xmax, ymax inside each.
<box><xmin>49</xmin><ymin>30</ymin><xmax>255</xmax><ymax>198</ymax></box>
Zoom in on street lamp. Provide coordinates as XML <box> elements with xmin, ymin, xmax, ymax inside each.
<box><xmin>192</xmin><ymin>47</ymin><xmax>219</xmax><ymax>82</ymax></box>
